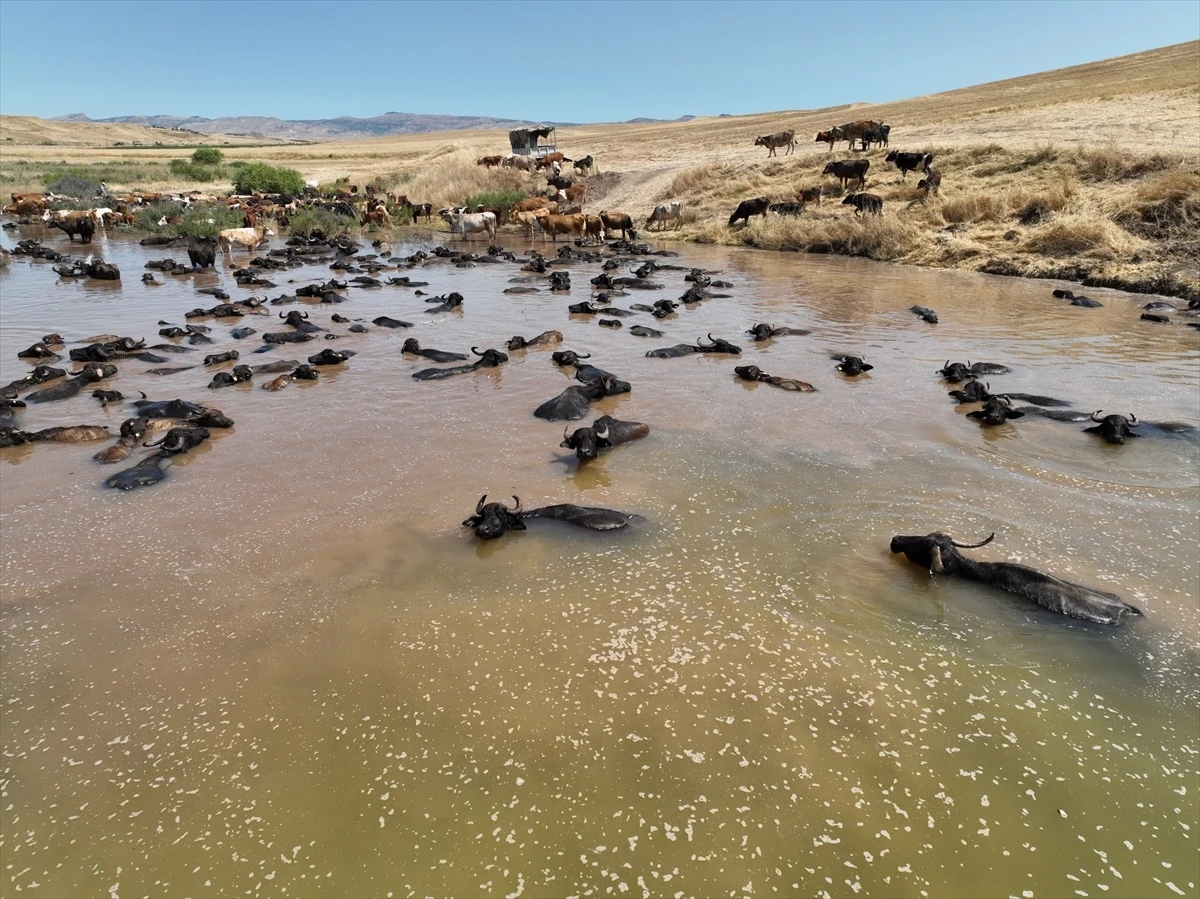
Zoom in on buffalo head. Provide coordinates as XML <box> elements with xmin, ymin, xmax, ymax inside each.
<box><xmin>1084</xmin><ymin>411</ymin><xmax>1140</xmax><ymax>444</ymax></box>
<box><xmin>949</xmin><ymin>380</ymin><xmax>991</xmax><ymax>403</ymax></box>
<box><xmin>890</xmin><ymin>531</ymin><xmax>995</xmax><ymax>576</ymax></box>
<box><xmin>835</xmin><ymin>355</ymin><xmax>873</xmax><ymax>376</ymax></box>
<box><xmin>471</xmin><ymin>347</ymin><xmax>509</xmax><ymax>367</ymax></box>
<box><xmin>463</xmin><ymin>494</ymin><xmax>526</xmax><ymax>540</ymax></box>
<box><xmin>144</xmin><ymin>426</ymin><xmax>211</xmax><ymax>455</ymax></box>
<box><xmin>939</xmin><ymin>360</ymin><xmax>974</xmax><ymax>383</ymax></box>
<box><xmin>696</xmin><ymin>334</ymin><xmax>741</xmax><ymax>355</ymax></box>
<box><xmin>967</xmin><ymin>395</ymin><xmax>1024</xmax><ymax>425</ymax></box>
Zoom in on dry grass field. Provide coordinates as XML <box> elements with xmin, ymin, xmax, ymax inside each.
<box><xmin>3</xmin><ymin>41</ymin><xmax>1198</xmax><ymax>297</ymax></box>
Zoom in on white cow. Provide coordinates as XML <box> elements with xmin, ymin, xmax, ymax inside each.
<box><xmin>645</xmin><ymin>202</ymin><xmax>684</xmax><ymax>231</ymax></box>
<box><xmin>440</xmin><ymin>210</ymin><xmax>497</xmax><ymax>240</ymax></box>
<box><xmin>218</xmin><ymin>226</ymin><xmax>273</xmax><ymax>254</ymax></box>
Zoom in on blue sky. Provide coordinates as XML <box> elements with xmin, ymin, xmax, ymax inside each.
<box><xmin>0</xmin><ymin>0</ymin><xmax>1196</xmax><ymax>123</ymax></box>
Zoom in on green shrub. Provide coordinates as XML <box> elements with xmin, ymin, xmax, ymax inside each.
<box><xmin>191</xmin><ymin>147</ymin><xmax>223</xmax><ymax>165</ymax></box>
<box><xmin>463</xmin><ymin>189</ymin><xmax>526</xmax><ymax>212</ymax></box>
<box><xmin>44</xmin><ymin>173</ymin><xmax>101</xmax><ymax>198</ymax></box>
<box><xmin>175</xmin><ymin>204</ymin><xmax>244</xmax><ymax>239</ymax></box>
<box><xmin>168</xmin><ymin>159</ymin><xmax>221</xmax><ymax>182</ymax></box>
<box><xmin>288</xmin><ymin>207</ymin><xmax>360</xmax><ymax>238</ymax></box>
<box><xmin>232</xmin><ymin>162</ymin><xmax>305</xmax><ymax>195</ymax></box>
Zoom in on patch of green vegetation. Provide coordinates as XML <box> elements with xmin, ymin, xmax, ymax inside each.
<box><xmin>168</xmin><ymin>159</ymin><xmax>222</xmax><ymax>182</ymax></box>
<box><xmin>288</xmin><ymin>207</ymin><xmax>360</xmax><ymax>238</ymax></box>
<box><xmin>191</xmin><ymin>147</ymin><xmax>223</xmax><ymax>165</ymax></box>
<box><xmin>463</xmin><ymin>189</ymin><xmax>526</xmax><ymax>219</ymax></box>
<box><xmin>232</xmin><ymin>162</ymin><xmax>305</xmax><ymax>194</ymax></box>
<box><xmin>175</xmin><ymin>204</ymin><xmax>244</xmax><ymax>239</ymax></box>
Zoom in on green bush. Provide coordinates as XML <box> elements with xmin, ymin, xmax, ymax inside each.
<box><xmin>288</xmin><ymin>207</ymin><xmax>360</xmax><ymax>238</ymax></box>
<box><xmin>233</xmin><ymin>162</ymin><xmax>305</xmax><ymax>195</ymax></box>
<box><xmin>463</xmin><ymin>189</ymin><xmax>526</xmax><ymax>218</ymax></box>
<box><xmin>168</xmin><ymin>159</ymin><xmax>221</xmax><ymax>182</ymax></box>
<box><xmin>175</xmin><ymin>204</ymin><xmax>244</xmax><ymax>239</ymax></box>
<box><xmin>135</xmin><ymin>201</ymin><xmax>185</xmax><ymax>232</ymax></box>
<box><xmin>44</xmin><ymin>173</ymin><xmax>102</xmax><ymax>198</ymax></box>
<box><xmin>191</xmin><ymin>147</ymin><xmax>223</xmax><ymax>165</ymax></box>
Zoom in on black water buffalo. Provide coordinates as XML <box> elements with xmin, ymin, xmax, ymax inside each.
<box><xmin>402</xmin><ymin>338</ymin><xmax>468</xmax><ymax>363</ymax></box>
<box><xmin>1051</xmin><ymin>288</ymin><xmax>1103</xmax><ymax>308</ymax></box>
<box><xmin>462</xmin><ymin>495</ymin><xmax>642</xmax><ymax>540</ymax></box>
<box><xmin>885</xmin><ymin>150</ymin><xmax>933</xmax><ymax>178</ymax></box>
<box><xmin>746</xmin><ymin>323</ymin><xmax>812</xmax><ymax>341</ymax></box>
<box><xmin>834</xmin><ymin>355</ymin><xmax>873</xmax><ymax>376</ymax></box>
<box><xmin>425</xmin><ymin>292</ymin><xmax>464</xmax><ymax>313</ymax></box>
<box><xmin>25</xmin><ymin>364</ymin><xmax>116</xmax><ymax>403</ymax></box>
<box><xmin>822</xmin><ymin>159</ymin><xmax>869</xmax><ymax>189</ymax></box>
<box><xmin>890</xmin><ymin>531</ymin><xmax>1142</xmax><ymax>625</ymax></box>
<box><xmin>842</xmin><ymin>193</ymin><xmax>883</xmax><ymax>216</ymax></box>
<box><xmin>734</xmin><ymin>364</ymin><xmax>816</xmax><ymax>392</ymax></box>
<box><xmin>17</xmin><ymin>342</ymin><xmax>58</xmax><ymax>360</ymax></box>
<box><xmin>204</xmin><ymin>351</ymin><xmax>240</xmax><ymax>365</ymax></box>
<box><xmin>132</xmin><ymin>399</ymin><xmax>233</xmax><ymax>429</ymax></box>
<box><xmin>208</xmin><ymin>364</ymin><xmax>253</xmax><ymax>388</ymax></box>
<box><xmin>560</xmin><ymin>415</ymin><xmax>650</xmax><ymax>461</ymax></box>
<box><xmin>967</xmin><ymin>396</ymin><xmax>1025</xmax><ymax>425</ymax></box>
<box><xmin>947</xmin><ymin>380</ymin><xmax>1069</xmax><ymax>408</ymax></box>
<box><xmin>307</xmin><ymin>348</ymin><xmax>355</xmax><ymax>365</ymax></box>
<box><xmin>938</xmin><ymin>360</ymin><xmax>1012</xmax><ymax>382</ymax></box>
<box><xmin>411</xmin><ymin>347</ymin><xmax>508</xmax><ymax>381</ymax></box>
<box><xmin>48</xmin><ymin>214</ymin><xmax>95</xmax><ymax>243</ymax></box>
<box><xmin>279</xmin><ymin>310</ymin><xmax>323</xmax><ymax>332</ymax></box>
<box><xmin>646</xmin><ymin>334</ymin><xmax>742</xmax><ymax>358</ymax></box>
<box><xmin>1083</xmin><ymin>411</ymin><xmax>1138</xmax><ymax>444</ymax></box>
<box><xmin>93</xmin><ymin>417</ymin><xmax>151</xmax><ymax>464</ymax></box>
<box><xmin>729</xmin><ymin>197</ymin><xmax>770</xmax><ymax>226</ymax></box>
<box><xmin>372</xmin><ymin>316</ymin><xmax>414</xmax><ymax>329</ymax></box>
<box><xmin>507</xmin><ymin>331</ymin><xmax>563</xmax><ymax>350</ymax></box>
<box><xmin>533</xmin><ymin>378</ymin><xmax>619</xmax><ymax>421</ymax></box>
<box><xmin>262</xmin><ymin>330</ymin><xmax>316</xmax><ymax>345</ymax></box>
<box><xmin>104</xmin><ymin>427</ymin><xmax>212</xmax><ymax>490</ymax></box>
<box><xmin>630</xmin><ymin>325</ymin><xmax>663</xmax><ymax>338</ymax></box>
<box><xmin>4</xmin><ymin>365</ymin><xmax>66</xmax><ymax>394</ymax></box>
<box><xmin>910</xmin><ymin>305</ymin><xmax>938</xmax><ymax>323</ymax></box>
<box><xmin>0</xmin><ymin>424</ymin><xmax>110</xmax><ymax>446</ymax></box>
<box><xmin>188</xmin><ymin>238</ymin><xmax>217</xmax><ymax>269</ymax></box>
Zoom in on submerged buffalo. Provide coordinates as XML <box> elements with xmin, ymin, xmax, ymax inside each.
<box><xmin>646</xmin><ymin>334</ymin><xmax>742</xmax><ymax>358</ymax></box>
<box><xmin>560</xmin><ymin>415</ymin><xmax>650</xmax><ymax>461</ymax></box>
<box><xmin>462</xmin><ymin>495</ymin><xmax>642</xmax><ymax>540</ymax></box>
<box><xmin>104</xmin><ymin>427</ymin><xmax>211</xmax><ymax>490</ymax></box>
<box><xmin>938</xmin><ymin>360</ymin><xmax>1011</xmax><ymax>383</ymax></box>
<box><xmin>93</xmin><ymin>417</ymin><xmax>150</xmax><ymax>463</ymax></box>
<box><xmin>412</xmin><ymin>347</ymin><xmax>508</xmax><ymax>381</ymax></box>
<box><xmin>534</xmin><ymin>375</ymin><xmax>625</xmax><ymax>421</ymax></box>
<box><xmin>734</xmin><ymin>364</ymin><xmax>816</xmax><ymax>392</ymax></box>
<box><xmin>746</xmin><ymin>323</ymin><xmax>811</xmax><ymax>341</ymax></box>
<box><xmin>889</xmin><ymin>531</ymin><xmax>1142</xmax><ymax>626</ymax></box>
<box><xmin>834</xmin><ymin>355</ymin><xmax>873</xmax><ymax>376</ymax></box>
<box><xmin>402</xmin><ymin>338</ymin><xmax>468</xmax><ymax>363</ymax></box>
<box><xmin>507</xmin><ymin>331</ymin><xmax>563</xmax><ymax>350</ymax></box>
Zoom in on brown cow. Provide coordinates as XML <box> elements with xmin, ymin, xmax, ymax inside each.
<box><xmin>564</xmin><ymin>185</ymin><xmax>586</xmax><ymax>205</ymax></box>
<box><xmin>599</xmin><ymin>210</ymin><xmax>636</xmax><ymax>239</ymax></box>
<box><xmin>797</xmin><ymin>186</ymin><xmax>823</xmax><ymax>211</ymax></box>
<box><xmin>477</xmin><ymin>156</ymin><xmax>504</xmax><ymax>168</ymax></box>
<box><xmin>583</xmin><ymin>214</ymin><xmax>604</xmax><ymax>244</ymax></box>
<box><xmin>511</xmin><ymin>197</ymin><xmax>551</xmax><ymax>215</ymax></box>
<box><xmin>535</xmin><ymin>152</ymin><xmax>567</xmax><ymax>170</ymax></box>
<box><xmin>534</xmin><ymin>210</ymin><xmax>586</xmax><ymax>241</ymax></box>
<box><xmin>512</xmin><ymin>209</ymin><xmax>542</xmax><ymax>237</ymax></box>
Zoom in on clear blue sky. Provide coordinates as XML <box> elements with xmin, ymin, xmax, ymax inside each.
<box><xmin>0</xmin><ymin>0</ymin><xmax>1196</xmax><ymax>123</ymax></box>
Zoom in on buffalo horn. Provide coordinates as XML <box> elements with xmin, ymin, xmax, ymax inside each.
<box><xmin>143</xmin><ymin>434</ymin><xmax>166</xmax><ymax>447</ymax></box>
<box><xmin>301</xmin><ymin>311</ymin><xmax>309</xmax><ymax>319</ymax></box>
<box><xmin>577</xmin><ymin>352</ymin><xmax>591</xmax><ymax>359</ymax></box>
<box><xmin>930</xmin><ymin>544</ymin><xmax>944</xmax><ymax>575</ymax></box>
<box><xmin>1090</xmin><ymin>410</ymin><xmax>1106</xmax><ymax>422</ymax></box>
<box><xmin>511</xmin><ymin>495</ymin><xmax>522</xmax><ymax>514</ymax></box>
<box><xmin>279</xmin><ymin>311</ymin><xmax>287</xmax><ymax>319</ymax></box>
<box><xmin>471</xmin><ymin>346</ymin><xmax>483</xmax><ymax>356</ymax></box>
<box><xmin>475</xmin><ymin>494</ymin><xmax>487</xmax><ymax>515</ymax></box>
<box><xmin>950</xmin><ymin>532</ymin><xmax>996</xmax><ymax>549</ymax></box>
<box><xmin>563</xmin><ymin>426</ymin><xmax>570</xmax><ymax>442</ymax></box>
<box><xmin>1127</xmin><ymin>413</ymin><xmax>1139</xmax><ymax>426</ymax></box>
<box><xmin>594</xmin><ymin>422</ymin><xmax>609</xmax><ymax>440</ymax></box>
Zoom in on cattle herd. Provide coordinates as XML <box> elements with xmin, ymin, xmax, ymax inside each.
<box><xmin>1</xmin><ymin>120</ymin><xmax>1197</xmax><ymax>627</ymax></box>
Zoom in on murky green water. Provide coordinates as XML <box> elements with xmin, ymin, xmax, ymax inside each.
<box><xmin>1</xmin><ymin>227</ymin><xmax>1197</xmax><ymax>897</ymax></box>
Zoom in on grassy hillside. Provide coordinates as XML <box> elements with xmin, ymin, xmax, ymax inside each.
<box><xmin>3</xmin><ymin>42</ymin><xmax>1197</xmax><ymax>297</ymax></box>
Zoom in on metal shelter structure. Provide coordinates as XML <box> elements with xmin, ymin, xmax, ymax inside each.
<box><xmin>509</xmin><ymin>126</ymin><xmax>556</xmax><ymax>158</ymax></box>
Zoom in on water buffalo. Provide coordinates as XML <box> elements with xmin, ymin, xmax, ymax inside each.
<box><xmin>17</xmin><ymin>342</ymin><xmax>59</xmax><ymax>360</ymax></box>
<box><xmin>0</xmin><ymin>424</ymin><xmax>110</xmax><ymax>446</ymax></box>
<box><xmin>1083</xmin><ymin>411</ymin><xmax>1138</xmax><ymax>444</ymax></box>
<box><xmin>507</xmin><ymin>331</ymin><xmax>563</xmax><ymax>350</ymax></box>
<box><xmin>262</xmin><ymin>330</ymin><xmax>316</xmax><ymax>345</ymax></box>
<box><xmin>279</xmin><ymin>310</ymin><xmax>323</xmax><ymax>332</ymax></box>
<box><xmin>834</xmin><ymin>355</ymin><xmax>873</xmax><ymax>376</ymax></box>
<box><xmin>93</xmin><ymin>417</ymin><xmax>150</xmax><ymax>463</ymax></box>
<box><xmin>104</xmin><ymin>427</ymin><xmax>211</xmax><ymax>490</ymax></box>
<box><xmin>889</xmin><ymin>531</ymin><xmax>1142</xmax><ymax>625</ymax></box>
<box><xmin>25</xmin><ymin>364</ymin><xmax>116</xmax><ymax>403</ymax></box>
<box><xmin>910</xmin><ymin>305</ymin><xmax>938</xmax><ymax>323</ymax></box>
<box><xmin>560</xmin><ymin>416</ymin><xmax>650</xmax><ymax>461</ymax></box>
<box><xmin>307</xmin><ymin>348</ymin><xmax>355</xmax><ymax>365</ymax></box>
<box><xmin>938</xmin><ymin>360</ymin><xmax>1012</xmax><ymax>382</ymax></box>
<box><xmin>425</xmin><ymin>292</ymin><xmax>465</xmax><ymax>313</ymax></box>
<box><xmin>411</xmin><ymin>347</ymin><xmax>508</xmax><ymax>381</ymax></box>
<box><xmin>372</xmin><ymin>316</ymin><xmax>414</xmax><ymax>329</ymax></box>
<box><xmin>188</xmin><ymin>238</ymin><xmax>216</xmax><ymax>269</ymax></box>
<box><xmin>204</xmin><ymin>351</ymin><xmax>240</xmax><ymax>365</ymax></box>
<box><xmin>947</xmin><ymin>379</ymin><xmax>1069</xmax><ymax>408</ymax></box>
<box><xmin>4</xmin><ymin>365</ymin><xmax>66</xmax><ymax>395</ymax></box>
<box><xmin>1051</xmin><ymin>288</ymin><xmax>1102</xmax><ymax>308</ymax></box>
<box><xmin>402</xmin><ymin>338</ymin><xmax>468</xmax><ymax>362</ymax></box>
<box><xmin>533</xmin><ymin>378</ymin><xmax>619</xmax><ymax>421</ymax></box>
<box><xmin>746</xmin><ymin>323</ymin><xmax>811</xmax><ymax>341</ymax></box>
<box><xmin>630</xmin><ymin>325</ymin><xmax>664</xmax><ymax>338</ymax></box>
<box><xmin>463</xmin><ymin>495</ymin><xmax>642</xmax><ymax>540</ymax></box>
<box><xmin>208</xmin><ymin>364</ymin><xmax>253</xmax><ymax>388</ymax></box>
<box><xmin>734</xmin><ymin>365</ymin><xmax>816</xmax><ymax>392</ymax></box>
<box><xmin>967</xmin><ymin>396</ymin><xmax>1025</xmax><ymax>425</ymax></box>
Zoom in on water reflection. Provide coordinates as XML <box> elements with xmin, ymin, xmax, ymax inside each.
<box><xmin>0</xmin><ymin>226</ymin><xmax>1197</xmax><ymax>898</ymax></box>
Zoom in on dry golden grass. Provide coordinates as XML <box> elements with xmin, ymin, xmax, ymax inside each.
<box><xmin>2</xmin><ymin>41</ymin><xmax>1197</xmax><ymax>297</ymax></box>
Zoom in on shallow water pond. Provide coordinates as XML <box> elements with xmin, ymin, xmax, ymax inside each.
<box><xmin>1</xmin><ymin>226</ymin><xmax>1197</xmax><ymax>898</ymax></box>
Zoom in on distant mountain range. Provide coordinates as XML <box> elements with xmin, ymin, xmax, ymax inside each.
<box><xmin>50</xmin><ymin>111</ymin><xmax>697</xmax><ymax>142</ymax></box>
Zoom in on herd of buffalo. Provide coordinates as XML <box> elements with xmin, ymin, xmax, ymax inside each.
<box><xmin>2</xmin><ymin>173</ymin><xmax>1197</xmax><ymax>627</ymax></box>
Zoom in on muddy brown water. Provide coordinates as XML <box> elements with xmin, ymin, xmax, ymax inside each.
<box><xmin>1</xmin><ymin>227</ymin><xmax>1197</xmax><ymax>898</ymax></box>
